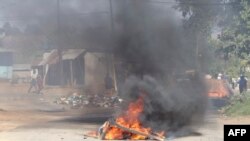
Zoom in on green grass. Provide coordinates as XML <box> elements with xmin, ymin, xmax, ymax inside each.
<box><xmin>223</xmin><ymin>92</ymin><xmax>250</xmax><ymax>116</ymax></box>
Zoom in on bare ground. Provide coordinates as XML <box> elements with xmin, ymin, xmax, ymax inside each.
<box><xmin>0</xmin><ymin>82</ymin><xmax>249</xmax><ymax>141</ymax></box>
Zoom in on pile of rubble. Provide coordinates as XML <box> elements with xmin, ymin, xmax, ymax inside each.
<box><xmin>54</xmin><ymin>93</ymin><xmax>122</xmax><ymax>109</ymax></box>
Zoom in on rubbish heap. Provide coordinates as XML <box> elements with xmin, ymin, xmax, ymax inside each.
<box><xmin>54</xmin><ymin>93</ymin><xmax>122</xmax><ymax>109</ymax></box>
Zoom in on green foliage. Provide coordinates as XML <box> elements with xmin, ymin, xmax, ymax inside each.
<box><xmin>208</xmin><ymin>39</ymin><xmax>226</xmax><ymax>73</ymax></box>
<box><xmin>210</xmin><ymin>0</ymin><xmax>250</xmax><ymax>76</ymax></box>
<box><xmin>175</xmin><ymin>0</ymin><xmax>222</xmax><ymax>35</ymax></box>
<box><xmin>223</xmin><ymin>92</ymin><xmax>250</xmax><ymax>116</ymax></box>
<box><xmin>175</xmin><ymin>0</ymin><xmax>224</xmax><ymax>72</ymax></box>
<box><xmin>219</xmin><ymin>0</ymin><xmax>250</xmax><ymax>59</ymax></box>
<box><xmin>209</xmin><ymin>37</ymin><xmax>248</xmax><ymax>77</ymax></box>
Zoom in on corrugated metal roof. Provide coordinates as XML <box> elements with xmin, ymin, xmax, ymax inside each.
<box><xmin>62</xmin><ymin>49</ymin><xmax>85</xmax><ymax>60</ymax></box>
<box><xmin>38</xmin><ymin>49</ymin><xmax>85</xmax><ymax>66</ymax></box>
<box><xmin>39</xmin><ymin>50</ymin><xmax>58</xmax><ymax>66</ymax></box>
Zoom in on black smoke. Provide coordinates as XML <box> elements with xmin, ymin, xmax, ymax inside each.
<box><xmin>119</xmin><ymin>75</ymin><xmax>207</xmax><ymax>137</ymax></box>
<box><xmin>0</xmin><ymin>0</ymin><xmax>209</xmax><ymax>136</ymax></box>
<box><xmin>112</xmin><ymin>0</ymin><xmax>208</xmax><ymax>137</ymax></box>
<box><xmin>112</xmin><ymin>0</ymin><xmax>198</xmax><ymax>78</ymax></box>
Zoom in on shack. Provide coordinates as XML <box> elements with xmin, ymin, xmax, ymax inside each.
<box><xmin>0</xmin><ymin>49</ymin><xmax>13</xmax><ymax>80</ymax></box>
<box><xmin>84</xmin><ymin>52</ymin><xmax>116</xmax><ymax>94</ymax></box>
<box><xmin>38</xmin><ymin>49</ymin><xmax>116</xmax><ymax>94</ymax></box>
<box><xmin>39</xmin><ymin>49</ymin><xmax>86</xmax><ymax>87</ymax></box>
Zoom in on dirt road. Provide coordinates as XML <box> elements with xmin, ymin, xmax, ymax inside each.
<box><xmin>0</xmin><ymin>82</ymin><xmax>249</xmax><ymax>141</ymax></box>
<box><xmin>0</xmin><ymin>82</ymin><xmax>111</xmax><ymax>141</ymax></box>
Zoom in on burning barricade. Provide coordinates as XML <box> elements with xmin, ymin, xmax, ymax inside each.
<box><xmin>85</xmin><ymin>75</ymin><xmax>208</xmax><ymax>140</ymax></box>
<box><xmin>86</xmin><ymin>95</ymin><xmax>165</xmax><ymax>141</ymax></box>
<box><xmin>99</xmin><ymin>96</ymin><xmax>165</xmax><ymax>140</ymax></box>
<box><xmin>206</xmin><ymin>79</ymin><xmax>232</xmax><ymax>99</ymax></box>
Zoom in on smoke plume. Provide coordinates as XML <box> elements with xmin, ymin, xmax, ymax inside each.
<box><xmin>112</xmin><ymin>0</ymin><xmax>208</xmax><ymax>136</ymax></box>
<box><xmin>0</xmin><ymin>0</ymin><xmax>209</xmax><ymax>136</ymax></box>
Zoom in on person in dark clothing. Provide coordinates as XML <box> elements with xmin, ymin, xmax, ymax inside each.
<box><xmin>239</xmin><ymin>75</ymin><xmax>247</xmax><ymax>94</ymax></box>
<box><xmin>37</xmin><ymin>75</ymin><xmax>43</xmax><ymax>94</ymax></box>
<box><xmin>105</xmin><ymin>73</ymin><xmax>113</xmax><ymax>90</ymax></box>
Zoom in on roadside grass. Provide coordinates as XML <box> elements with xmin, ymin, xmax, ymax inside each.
<box><xmin>222</xmin><ymin>92</ymin><xmax>250</xmax><ymax>116</ymax></box>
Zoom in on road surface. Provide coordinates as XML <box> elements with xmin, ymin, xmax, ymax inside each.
<box><xmin>0</xmin><ymin>82</ymin><xmax>248</xmax><ymax>141</ymax></box>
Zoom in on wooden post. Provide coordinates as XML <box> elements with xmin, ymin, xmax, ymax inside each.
<box><xmin>70</xmin><ymin>60</ymin><xmax>74</xmax><ymax>87</ymax></box>
<box><xmin>43</xmin><ymin>64</ymin><xmax>49</xmax><ymax>87</ymax></box>
<box><xmin>57</xmin><ymin>0</ymin><xmax>64</xmax><ymax>86</ymax></box>
<box><xmin>195</xmin><ymin>31</ymin><xmax>199</xmax><ymax>71</ymax></box>
<box><xmin>109</xmin><ymin>119</ymin><xmax>165</xmax><ymax>141</ymax></box>
<box><xmin>112</xmin><ymin>55</ymin><xmax>118</xmax><ymax>92</ymax></box>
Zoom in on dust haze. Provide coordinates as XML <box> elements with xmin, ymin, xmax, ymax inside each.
<box><xmin>0</xmin><ymin>0</ymin><xmax>209</xmax><ymax>137</ymax></box>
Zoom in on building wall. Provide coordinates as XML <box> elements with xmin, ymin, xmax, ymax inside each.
<box><xmin>12</xmin><ymin>70</ymin><xmax>30</xmax><ymax>83</ymax></box>
<box><xmin>84</xmin><ymin>52</ymin><xmax>113</xmax><ymax>94</ymax></box>
<box><xmin>0</xmin><ymin>66</ymin><xmax>12</xmax><ymax>79</ymax></box>
<box><xmin>0</xmin><ymin>52</ymin><xmax>13</xmax><ymax>80</ymax></box>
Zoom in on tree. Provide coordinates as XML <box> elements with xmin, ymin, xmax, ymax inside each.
<box><xmin>175</xmin><ymin>0</ymin><xmax>223</xmax><ymax>72</ymax></box>
<box><xmin>213</xmin><ymin>0</ymin><xmax>250</xmax><ymax>75</ymax></box>
<box><xmin>175</xmin><ymin>0</ymin><xmax>222</xmax><ymax>34</ymax></box>
<box><xmin>219</xmin><ymin>0</ymin><xmax>250</xmax><ymax>59</ymax></box>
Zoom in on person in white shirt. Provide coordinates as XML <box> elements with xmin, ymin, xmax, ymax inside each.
<box><xmin>217</xmin><ymin>73</ymin><xmax>222</xmax><ymax>80</ymax></box>
<box><xmin>28</xmin><ymin>68</ymin><xmax>38</xmax><ymax>93</ymax></box>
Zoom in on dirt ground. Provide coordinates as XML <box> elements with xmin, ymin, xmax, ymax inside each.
<box><xmin>0</xmin><ymin>82</ymin><xmax>249</xmax><ymax>141</ymax></box>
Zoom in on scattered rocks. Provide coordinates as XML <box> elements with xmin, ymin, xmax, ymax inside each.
<box><xmin>54</xmin><ymin>93</ymin><xmax>122</xmax><ymax>109</ymax></box>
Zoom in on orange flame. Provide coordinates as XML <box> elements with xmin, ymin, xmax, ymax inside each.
<box><xmin>206</xmin><ymin>79</ymin><xmax>229</xmax><ymax>98</ymax></box>
<box><xmin>105</xmin><ymin>96</ymin><xmax>164</xmax><ymax>140</ymax></box>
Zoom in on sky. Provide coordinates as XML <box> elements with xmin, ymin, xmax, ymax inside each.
<box><xmin>0</xmin><ymin>0</ymin><xmax>181</xmax><ymax>29</ymax></box>
<box><xmin>0</xmin><ymin>0</ymin><xmax>109</xmax><ymax>29</ymax></box>
<box><xmin>0</xmin><ymin>0</ymin><xmax>184</xmax><ymax>50</ymax></box>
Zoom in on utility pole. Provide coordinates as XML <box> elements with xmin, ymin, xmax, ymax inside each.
<box><xmin>109</xmin><ymin>0</ymin><xmax>114</xmax><ymax>34</ymax></box>
<box><xmin>194</xmin><ymin>29</ymin><xmax>201</xmax><ymax>72</ymax></box>
<box><xmin>196</xmin><ymin>31</ymin><xmax>199</xmax><ymax>70</ymax></box>
<box><xmin>109</xmin><ymin>0</ymin><xmax>118</xmax><ymax>92</ymax></box>
<box><xmin>57</xmin><ymin>0</ymin><xmax>64</xmax><ymax>86</ymax></box>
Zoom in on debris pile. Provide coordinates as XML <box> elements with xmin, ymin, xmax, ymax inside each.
<box><xmin>85</xmin><ymin>95</ymin><xmax>165</xmax><ymax>140</ymax></box>
<box><xmin>54</xmin><ymin>93</ymin><xmax>122</xmax><ymax>109</ymax></box>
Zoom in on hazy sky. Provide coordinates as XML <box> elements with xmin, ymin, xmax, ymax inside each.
<box><xmin>0</xmin><ymin>0</ymin><xmax>183</xmax><ymax>49</ymax></box>
<box><xmin>0</xmin><ymin>0</ymin><xmax>181</xmax><ymax>28</ymax></box>
<box><xmin>0</xmin><ymin>0</ymin><xmax>109</xmax><ymax>28</ymax></box>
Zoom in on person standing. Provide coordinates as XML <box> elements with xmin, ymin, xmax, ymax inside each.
<box><xmin>105</xmin><ymin>73</ymin><xmax>113</xmax><ymax>90</ymax></box>
<box><xmin>37</xmin><ymin>75</ymin><xmax>43</xmax><ymax>94</ymax></box>
<box><xmin>238</xmin><ymin>75</ymin><xmax>247</xmax><ymax>94</ymax></box>
<box><xmin>104</xmin><ymin>73</ymin><xmax>114</xmax><ymax>96</ymax></box>
<box><xmin>232</xmin><ymin>77</ymin><xmax>236</xmax><ymax>89</ymax></box>
<box><xmin>217</xmin><ymin>73</ymin><xmax>222</xmax><ymax>80</ymax></box>
<box><xmin>28</xmin><ymin>67</ymin><xmax>38</xmax><ymax>93</ymax></box>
